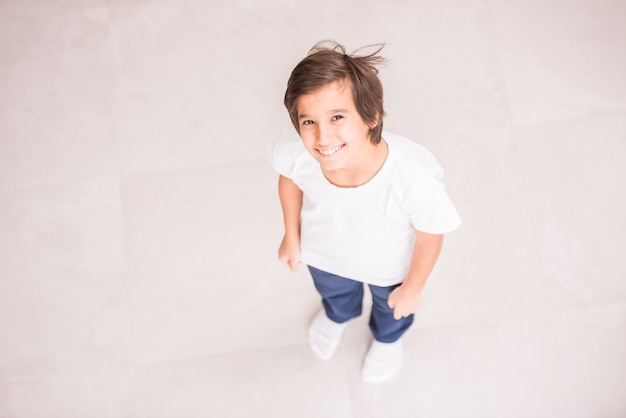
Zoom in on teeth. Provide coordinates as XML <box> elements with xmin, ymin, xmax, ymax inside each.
<box><xmin>319</xmin><ymin>145</ymin><xmax>343</xmax><ymax>156</ymax></box>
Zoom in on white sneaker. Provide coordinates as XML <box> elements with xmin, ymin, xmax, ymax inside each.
<box><xmin>308</xmin><ymin>310</ymin><xmax>347</xmax><ymax>360</ymax></box>
<box><xmin>361</xmin><ymin>339</ymin><xmax>403</xmax><ymax>384</ymax></box>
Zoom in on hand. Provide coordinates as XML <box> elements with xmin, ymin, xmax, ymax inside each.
<box><xmin>278</xmin><ymin>235</ymin><xmax>301</xmax><ymax>272</ymax></box>
<box><xmin>387</xmin><ymin>285</ymin><xmax>423</xmax><ymax>320</ymax></box>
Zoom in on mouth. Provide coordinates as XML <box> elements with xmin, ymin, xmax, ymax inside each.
<box><xmin>316</xmin><ymin>144</ymin><xmax>345</xmax><ymax>158</ymax></box>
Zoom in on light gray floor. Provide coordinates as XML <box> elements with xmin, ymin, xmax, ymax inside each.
<box><xmin>1</xmin><ymin>0</ymin><xmax>625</xmax><ymax>417</ymax></box>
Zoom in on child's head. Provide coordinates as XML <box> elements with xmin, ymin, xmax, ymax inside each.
<box><xmin>284</xmin><ymin>41</ymin><xmax>386</xmax><ymax>145</ymax></box>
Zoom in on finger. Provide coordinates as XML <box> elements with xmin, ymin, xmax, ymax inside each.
<box><xmin>387</xmin><ymin>288</ymin><xmax>399</xmax><ymax>309</ymax></box>
<box><xmin>288</xmin><ymin>258</ymin><xmax>300</xmax><ymax>272</ymax></box>
<box><xmin>280</xmin><ymin>256</ymin><xmax>295</xmax><ymax>271</ymax></box>
<box><xmin>278</xmin><ymin>255</ymin><xmax>288</xmax><ymax>266</ymax></box>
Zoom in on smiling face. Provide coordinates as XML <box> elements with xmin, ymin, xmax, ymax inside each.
<box><xmin>296</xmin><ymin>80</ymin><xmax>377</xmax><ymax>175</ymax></box>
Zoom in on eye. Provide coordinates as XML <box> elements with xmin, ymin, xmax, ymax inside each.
<box><xmin>302</xmin><ymin>120</ymin><xmax>314</xmax><ymax>126</ymax></box>
<box><xmin>331</xmin><ymin>115</ymin><xmax>344</xmax><ymax>121</ymax></box>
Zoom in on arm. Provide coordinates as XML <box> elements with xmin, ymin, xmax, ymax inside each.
<box><xmin>277</xmin><ymin>175</ymin><xmax>303</xmax><ymax>271</ymax></box>
<box><xmin>387</xmin><ymin>230</ymin><xmax>444</xmax><ymax>319</ymax></box>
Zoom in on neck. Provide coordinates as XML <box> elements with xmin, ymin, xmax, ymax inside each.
<box><xmin>323</xmin><ymin>138</ymin><xmax>388</xmax><ymax>188</ymax></box>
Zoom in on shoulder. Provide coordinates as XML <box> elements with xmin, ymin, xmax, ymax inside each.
<box><xmin>268</xmin><ymin>128</ymin><xmax>310</xmax><ymax>177</ymax></box>
<box><xmin>384</xmin><ymin>131</ymin><xmax>444</xmax><ymax>181</ymax></box>
<box><xmin>384</xmin><ymin>133</ymin><xmax>461</xmax><ymax>231</ymax></box>
<box><xmin>271</xmin><ymin>127</ymin><xmax>306</xmax><ymax>158</ymax></box>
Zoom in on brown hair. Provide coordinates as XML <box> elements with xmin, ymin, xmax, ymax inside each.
<box><xmin>284</xmin><ymin>40</ymin><xmax>386</xmax><ymax>145</ymax></box>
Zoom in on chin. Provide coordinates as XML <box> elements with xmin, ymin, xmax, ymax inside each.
<box><xmin>318</xmin><ymin>159</ymin><xmax>343</xmax><ymax>172</ymax></box>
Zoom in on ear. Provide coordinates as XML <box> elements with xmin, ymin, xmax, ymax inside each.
<box><xmin>368</xmin><ymin>112</ymin><xmax>380</xmax><ymax>129</ymax></box>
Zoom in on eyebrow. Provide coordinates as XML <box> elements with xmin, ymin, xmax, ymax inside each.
<box><xmin>298</xmin><ymin>109</ymin><xmax>350</xmax><ymax>120</ymax></box>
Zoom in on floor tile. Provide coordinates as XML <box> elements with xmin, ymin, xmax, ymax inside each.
<box><xmin>514</xmin><ymin>114</ymin><xmax>626</xmax><ymax>306</ymax></box>
<box><xmin>0</xmin><ymin>0</ymin><xmax>625</xmax><ymax>416</ymax></box>
<box><xmin>122</xmin><ymin>160</ymin><xmax>320</xmax><ymax>363</ymax></box>
<box><xmin>111</xmin><ymin>46</ymin><xmax>286</xmax><ymax>175</ymax></box>
<box><xmin>0</xmin><ymin>6</ymin><xmax>109</xmax><ymax>64</ymax></box>
<box><xmin>347</xmin><ymin>323</ymin><xmax>503</xmax><ymax>418</ymax></box>
<box><xmin>348</xmin><ymin>317</ymin><xmax>570</xmax><ymax>418</ymax></box>
<box><xmin>490</xmin><ymin>316</ymin><xmax>571</xmax><ymax>417</ymax></box>
<box><xmin>0</xmin><ymin>366</ymin><xmax>137</xmax><ymax>418</ymax></box>
<box><xmin>0</xmin><ymin>179</ymin><xmax>135</xmax><ymax>416</ymax></box>
<box><xmin>0</xmin><ymin>34</ymin><xmax>117</xmax><ymax>190</ymax></box>
<box><xmin>410</xmin><ymin>128</ymin><xmax>549</xmax><ymax>327</ymax></box>
<box><xmin>0</xmin><ymin>0</ymin><xmax>105</xmax><ymax>21</ymax></box>
<box><xmin>109</xmin><ymin>0</ymin><xmax>298</xmax><ymax>175</ymax></box>
<box><xmin>0</xmin><ymin>179</ymin><xmax>129</xmax><ymax>376</ymax></box>
<box><xmin>552</xmin><ymin>304</ymin><xmax>626</xmax><ymax>418</ymax></box>
<box><xmin>491</xmin><ymin>0</ymin><xmax>626</xmax><ymax>126</ymax></box>
<box><xmin>135</xmin><ymin>344</ymin><xmax>353</xmax><ymax>418</ymax></box>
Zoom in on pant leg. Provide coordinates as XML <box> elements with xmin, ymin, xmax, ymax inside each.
<box><xmin>368</xmin><ymin>283</ymin><xmax>414</xmax><ymax>343</ymax></box>
<box><xmin>308</xmin><ymin>265</ymin><xmax>364</xmax><ymax>324</ymax></box>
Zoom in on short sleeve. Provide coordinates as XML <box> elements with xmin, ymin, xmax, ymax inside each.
<box><xmin>408</xmin><ymin>179</ymin><xmax>462</xmax><ymax>234</ymax></box>
<box><xmin>268</xmin><ymin>128</ymin><xmax>303</xmax><ymax>178</ymax></box>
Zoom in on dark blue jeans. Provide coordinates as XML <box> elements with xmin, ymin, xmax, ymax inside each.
<box><xmin>308</xmin><ymin>265</ymin><xmax>414</xmax><ymax>343</ymax></box>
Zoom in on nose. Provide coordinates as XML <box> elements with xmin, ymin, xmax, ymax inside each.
<box><xmin>315</xmin><ymin>122</ymin><xmax>332</xmax><ymax>145</ymax></box>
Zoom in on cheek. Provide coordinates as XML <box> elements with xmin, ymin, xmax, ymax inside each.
<box><xmin>299</xmin><ymin>134</ymin><xmax>315</xmax><ymax>149</ymax></box>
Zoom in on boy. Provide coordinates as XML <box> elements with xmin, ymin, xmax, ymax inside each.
<box><xmin>270</xmin><ymin>41</ymin><xmax>461</xmax><ymax>383</ymax></box>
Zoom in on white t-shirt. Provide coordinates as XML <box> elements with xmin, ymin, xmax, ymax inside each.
<box><xmin>270</xmin><ymin>129</ymin><xmax>461</xmax><ymax>286</ymax></box>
